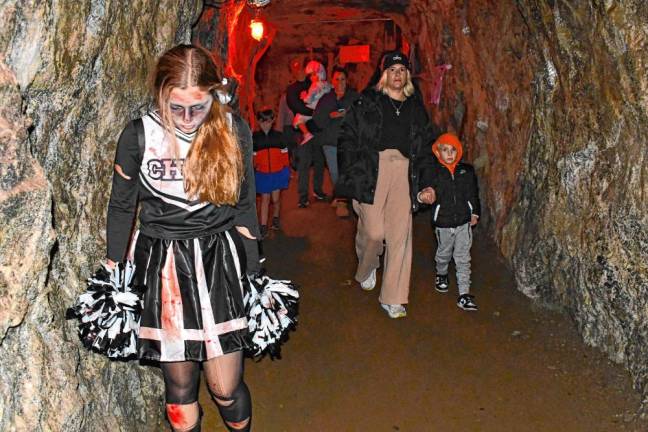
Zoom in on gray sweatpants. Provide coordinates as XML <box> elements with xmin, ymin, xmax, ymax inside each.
<box><xmin>435</xmin><ymin>222</ymin><xmax>472</xmax><ymax>295</ymax></box>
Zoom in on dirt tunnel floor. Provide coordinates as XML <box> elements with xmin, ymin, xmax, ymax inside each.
<box><xmin>201</xmin><ymin>176</ymin><xmax>647</xmax><ymax>432</ymax></box>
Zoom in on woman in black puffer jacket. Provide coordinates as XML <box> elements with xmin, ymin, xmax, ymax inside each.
<box><xmin>336</xmin><ymin>51</ymin><xmax>440</xmax><ymax>319</ymax></box>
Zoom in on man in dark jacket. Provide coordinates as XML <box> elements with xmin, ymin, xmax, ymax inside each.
<box><xmin>337</xmin><ymin>51</ymin><xmax>440</xmax><ymax>319</ymax></box>
<box><xmin>311</xmin><ymin>66</ymin><xmax>359</xmax><ymax>217</ymax></box>
<box><xmin>284</xmin><ymin>58</ymin><xmax>327</xmax><ymax>207</ymax></box>
<box><xmin>419</xmin><ymin>133</ymin><xmax>480</xmax><ymax>311</ymax></box>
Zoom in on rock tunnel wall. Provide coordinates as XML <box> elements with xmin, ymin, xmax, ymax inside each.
<box><xmin>0</xmin><ymin>1</ymin><xmax>200</xmax><ymax>430</ymax></box>
<box><xmin>504</xmin><ymin>0</ymin><xmax>648</xmax><ymax>402</ymax></box>
<box><xmin>400</xmin><ymin>0</ymin><xmax>534</xmax><ymax>233</ymax></box>
<box><xmin>403</xmin><ymin>0</ymin><xmax>647</xmax><ymax>404</ymax></box>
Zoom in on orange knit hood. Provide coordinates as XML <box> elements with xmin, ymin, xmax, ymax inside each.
<box><xmin>432</xmin><ymin>133</ymin><xmax>463</xmax><ymax>174</ymax></box>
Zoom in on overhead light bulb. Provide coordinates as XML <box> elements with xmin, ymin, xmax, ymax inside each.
<box><xmin>250</xmin><ymin>19</ymin><xmax>264</xmax><ymax>41</ymax></box>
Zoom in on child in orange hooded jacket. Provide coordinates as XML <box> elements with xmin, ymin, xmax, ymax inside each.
<box><xmin>418</xmin><ymin>133</ymin><xmax>481</xmax><ymax>311</ymax></box>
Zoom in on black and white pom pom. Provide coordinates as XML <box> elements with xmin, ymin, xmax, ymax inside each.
<box><xmin>66</xmin><ymin>262</ymin><xmax>141</xmax><ymax>359</ymax></box>
<box><xmin>244</xmin><ymin>272</ymin><xmax>299</xmax><ymax>359</ymax></box>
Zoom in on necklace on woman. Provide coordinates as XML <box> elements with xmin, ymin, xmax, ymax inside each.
<box><xmin>388</xmin><ymin>96</ymin><xmax>406</xmax><ymax>116</ymax></box>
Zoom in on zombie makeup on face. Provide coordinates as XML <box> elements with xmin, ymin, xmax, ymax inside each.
<box><xmin>169</xmin><ymin>100</ymin><xmax>212</xmax><ymax>121</ymax></box>
<box><xmin>168</xmin><ymin>86</ymin><xmax>214</xmax><ymax>133</ymax></box>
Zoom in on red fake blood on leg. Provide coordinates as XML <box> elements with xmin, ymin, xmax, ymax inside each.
<box><xmin>166</xmin><ymin>404</ymin><xmax>184</xmax><ymax>426</ymax></box>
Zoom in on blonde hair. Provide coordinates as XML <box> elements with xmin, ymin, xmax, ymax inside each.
<box><xmin>375</xmin><ymin>69</ymin><xmax>415</xmax><ymax>97</ymax></box>
<box><xmin>153</xmin><ymin>45</ymin><xmax>242</xmax><ymax>205</ymax></box>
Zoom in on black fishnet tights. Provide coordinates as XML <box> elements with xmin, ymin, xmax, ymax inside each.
<box><xmin>160</xmin><ymin>352</ymin><xmax>251</xmax><ymax>432</ymax></box>
<box><xmin>204</xmin><ymin>351</ymin><xmax>251</xmax><ymax>431</ymax></box>
<box><xmin>160</xmin><ymin>362</ymin><xmax>201</xmax><ymax>431</ymax></box>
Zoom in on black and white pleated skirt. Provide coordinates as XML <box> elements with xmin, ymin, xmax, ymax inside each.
<box><xmin>133</xmin><ymin>228</ymin><xmax>249</xmax><ymax>362</ymax></box>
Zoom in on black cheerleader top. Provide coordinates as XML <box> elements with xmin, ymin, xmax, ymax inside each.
<box><xmin>106</xmin><ymin>111</ymin><xmax>258</xmax><ymax>262</ymax></box>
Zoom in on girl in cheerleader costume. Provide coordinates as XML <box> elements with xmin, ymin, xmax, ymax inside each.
<box><xmin>106</xmin><ymin>45</ymin><xmax>257</xmax><ymax>432</ymax></box>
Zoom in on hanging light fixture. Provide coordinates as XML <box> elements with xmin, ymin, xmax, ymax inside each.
<box><xmin>250</xmin><ymin>19</ymin><xmax>264</xmax><ymax>41</ymax></box>
<box><xmin>247</xmin><ymin>0</ymin><xmax>268</xmax><ymax>41</ymax></box>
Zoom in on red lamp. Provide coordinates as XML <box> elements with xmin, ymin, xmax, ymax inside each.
<box><xmin>250</xmin><ymin>19</ymin><xmax>264</xmax><ymax>41</ymax></box>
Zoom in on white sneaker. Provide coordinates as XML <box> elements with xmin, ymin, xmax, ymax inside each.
<box><xmin>360</xmin><ymin>269</ymin><xmax>376</xmax><ymax>291</ymax></box>
<box><xmin>381</xmin><ymin>303</ymin><xmax>407</xmax><ymax>319</ymax></box>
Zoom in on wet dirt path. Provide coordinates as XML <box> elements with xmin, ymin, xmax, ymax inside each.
<box><xmin>201</xmin><ymin>179</ymin><xmax>647</xmax><ymax>431</ymax></box>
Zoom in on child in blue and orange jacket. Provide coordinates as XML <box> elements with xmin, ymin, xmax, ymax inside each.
<box><xmin>253</xmin><ymin>108</ymin><xmax>290</xmax><ymax>237</ymax></box>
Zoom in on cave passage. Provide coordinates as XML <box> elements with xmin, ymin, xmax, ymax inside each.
<box><xmin>200</xmin><ymin>173</ymin><xmax>643</xmax><ymax>431</ymax></box>
<box><xmin>189</xmin><ymin>1</ymin><xmax>648</xmax><ymax>430</ymax></box>
<box><xmin>2</xmin><ymin>0</ymin><xmax>647</xmax><ymax>430</ymax></box>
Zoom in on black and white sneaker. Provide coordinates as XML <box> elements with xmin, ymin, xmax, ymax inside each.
<box><xmin>457</xmin><ymin>294</ymin><xmax>478</xmax><ymax>311</ymax></box>
<box><xmin>435</xmin><ymin>274</ymin><xmax>449</xmax><ymax>293</ymax></box>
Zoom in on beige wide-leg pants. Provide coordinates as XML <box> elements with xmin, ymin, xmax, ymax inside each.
<box><xmin>353</xmin><ymin>149</ymin><xmax>412</xmax><ymax>305</ymax></box>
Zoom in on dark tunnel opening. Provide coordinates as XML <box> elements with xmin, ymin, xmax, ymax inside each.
<box><xmin>195</xmin><ymin>1</ymin><xmax>419</xmax><ymax>131</ymax></box>
<box><xmin>193</xmin><ymin>0</ymin><xmax>524</xmax><ymax>238</ymax></box>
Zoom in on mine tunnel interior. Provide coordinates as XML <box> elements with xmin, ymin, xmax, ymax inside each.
<box><xmin>200</xmin><ymin>1</ymin><xmax>442</xmax><ymax>132</ymax></box>
<box><xmin>2</xmin><ymin>0</ymin><xmax>647</xmax><ymax>429</ymax></box>
<box><xmin>251</xmin><ymin>7</ymin><xmax>408</xmax><ymax>116</ymax></box>
<box><xmin>195</xmin><ymin>0</ymin><xmax>530</xmax><ymax>228</ymax></box>
<box><xmin>196</xmin><ymin>0</ymin><xmax>646</xmax><ymax>407</ymax></box>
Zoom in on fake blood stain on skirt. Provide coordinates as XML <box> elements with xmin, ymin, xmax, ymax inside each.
<box><xmin>134</xmin><ymin>229</ymin><xmax>249</xmax><ymax>362</ymax></box>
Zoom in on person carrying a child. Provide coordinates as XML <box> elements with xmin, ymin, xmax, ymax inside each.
<box><xmin>292</xmin><ymin>60</ymin><xmax>331</xmax><ymax>206</ymax></box>
<box><xmin>293</xmin><ymin>60</ymin><xmax>332</xmax><ymax>145</ymax></box>
<box><xmin>253</xmin><ymin>107</ymin><xmax>290</xmax><ymax>238</ymax></box>
<box><xmin>418</xmin><ymin>132</ymin><xmax>481</xmax><ymax>311</ymax></box>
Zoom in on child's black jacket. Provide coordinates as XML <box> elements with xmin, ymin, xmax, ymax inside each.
<box><xmin>420</xmin><ymin>159</ymin><xmax>481</xmax><ymax>228</ymax></box>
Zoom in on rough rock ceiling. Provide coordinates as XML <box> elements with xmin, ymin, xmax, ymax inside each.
<box><xmin>260</xmin><ymin>0</ymin><xmax>409</xmax><ymax>24</ymax></box>
<box><xmin>206</xmin><ymin>0</ymin><xmax>410</xmax><ymax>16</ymax></box>
<box><xmin>262</xmin><ymin>0</ymin><xmax>409</xmax><ymax>20</ymax></box>
<box><xmin>252</xmin><ymin>0</ymin><xmax>409</xmax><ymax>54</ymax></box>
